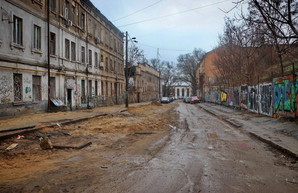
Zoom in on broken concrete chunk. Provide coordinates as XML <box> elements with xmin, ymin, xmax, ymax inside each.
<box><xmin>40</xmin><ymin>137</ymin><xmax>53</xmax><ymax>150</ymax></box>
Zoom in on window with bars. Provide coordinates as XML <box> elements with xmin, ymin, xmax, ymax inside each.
<box><xmin>50</xmin><ymin>32</ymin><xmax>56</xmax><ymax>55</ymax></box>
<box><xmin>71</xmin><ymin>41</ymin><xmax>76</xmax><ymax>61</ymax></box>
<box><xmin>65</xmin><ymin>39</ymin><xmax>70</xmax><ymax>59</ymax></box>
<box><xmin>32</xmin><ymin>75</ymin><xmax>41</xmax><ymax>102</ymax></box>
<box><xmin>13</xmin><ymin>16</ymin><xmax>23</xmax><ymax>45</ymax></box>
<box><xmin>33</xmin><ymin>25</ymin><xmax>41</xmax><ymax>50</ymax></box>
<box><xmin>13</xmin><ymin>74</ymin><xmax>22</xmax><ymax>102</ymax></box>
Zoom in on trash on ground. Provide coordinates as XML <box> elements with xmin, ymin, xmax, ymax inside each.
<box><xmin>169</xmin><ymin>125</ymin><xmax>177</xmax><ymax>130</ymax></box>
<box><xmin>16</xmin><ymin>135</ymin><xmax>25</xmax><ymax>140</ymax></box>
<box><xmin>6</xmin><ymin>143</ymin><xmax>18</xmax><ymax>151</ymax></box>
<box><xmin>40</xmin><ymin>137</ymin><xmax>53</xmax><ymax>150</ymax></box>
<box><xmin>101</xmin><ymin>166</ymin><xmax>108</xmax><ymax>169</ymax></box>
<box><xmin>208</xmin><ymin>146</ymin><xmax>214</xmax><ymax>150</ymax></box>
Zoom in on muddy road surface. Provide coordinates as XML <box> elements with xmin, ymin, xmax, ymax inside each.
<box><xmin>0</xmin><ymin>101</ymin><xmax>297</xmax><ymax>193</ymax></box>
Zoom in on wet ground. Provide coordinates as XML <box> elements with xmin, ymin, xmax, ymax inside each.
<box><xmin>0</xmin><ymin>101</ymin><xmax>297</xmax><ymax>193</ymax></box>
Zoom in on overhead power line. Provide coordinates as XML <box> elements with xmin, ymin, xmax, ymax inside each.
<box><xmin>117</xmin><ymin>0</ymin><xmax>230</xmax><ymax>28</ymax></box>
<box><xmin>113</xmin><ymin>0</ymin><xmax>163</xmax><ymax>22</ymax></box>
<box><xmin>138</xmin><ymin>43</ymin><xmax>192</xmax><ymax>52</ymax></box>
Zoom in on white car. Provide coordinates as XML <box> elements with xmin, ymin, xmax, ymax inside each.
<box><xmin>161</xmin><ymin>97</ymin><xmax>170</xmax><ymax>103</ymax></box>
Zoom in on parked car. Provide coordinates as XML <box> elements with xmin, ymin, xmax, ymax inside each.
<box><xmin>161</xmin><ymin>97</ymin><xmax>170</xmax><ymax>103</ymax></box>
<box><xmin>183</xmin><ymin>97</ymin><xmax>191</xmax><ymax>103</ymax></box>
<box><xmin>190</xmin><ymin>96</ymin><xmax>201</xmax><ymax>104</ymax></box>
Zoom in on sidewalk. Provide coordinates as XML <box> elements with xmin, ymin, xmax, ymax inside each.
<box><xmin>0</xmin><ymin>102</ymin><xmax>151</xmax><ymax>135</ymax></box>
<box><xmin>198</xmin><ymin>102</ymin><xmax>298</xmax><ymax>159</ymax></box>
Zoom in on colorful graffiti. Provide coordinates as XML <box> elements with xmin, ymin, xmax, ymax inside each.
<box><xmin>220</xmin><ymin>90</ymin><xmax>227</xmax><ymax>103</ymax></box>
<box><xmin>273</xmin><ymin>75</ymin><xmax>298</xmax><ymax>117</ymax></box>
<box><xmin>204</xmin><ymin>74</ymin><xmax>297</xmax><ymax>118</ymax></box>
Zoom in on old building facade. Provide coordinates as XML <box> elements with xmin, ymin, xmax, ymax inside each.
<box><xmin>128</xmin><ymin>63</ymin><xmax>160</xmax><ymax>103</ymax></box>
<box><xmin>0</xmin><ymin>0</ymin><xmax>124</xmax><ymax>116</ymax></box>
<box><xmin>173</xmin><ymin>86</ymin><xmax>192</xmax><ymax>99</ymax></box>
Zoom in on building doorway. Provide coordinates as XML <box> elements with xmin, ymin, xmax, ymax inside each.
<box><xmin>67</xmin><ymin>89</ymin><xmax>72</xmax><ymax>110</ymax></box>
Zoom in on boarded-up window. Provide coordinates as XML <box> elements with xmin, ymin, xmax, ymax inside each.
<box><xmin>13</xmin><ymin>74</ymin><xmax>22</xmax><ymax>101</ymax></box>
<box><xmin>32</xmin><ymin>75</ymin><xmax>41</xmax><ymax>102</ymax></box>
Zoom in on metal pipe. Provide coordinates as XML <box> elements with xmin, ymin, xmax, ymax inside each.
<box><xmin>47</xmin><ymin>0</ymin><xmax>51</xmax><ymax>111</ymax></box>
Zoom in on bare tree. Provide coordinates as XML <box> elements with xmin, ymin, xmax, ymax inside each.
<box><xmin>160</xmin><ymin>61</ymin><xmax>177</xmax><ymax>97</ymax></box>
<box><xmin>177</xmin><ymin>48</ymin><xmax>205</xmax><ymax>95</ymax></box>
<box><xmin>233</xmin><ymin>0</ymin><xmax>298</xmax><ymax>76</ymax></box>
<box><xmin>128</xmin><ymin>44</ymin><xmax>144</xmax><ymax>66</ymax></box>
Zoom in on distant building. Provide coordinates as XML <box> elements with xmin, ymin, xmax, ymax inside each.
<box><xmin>173</xmin><ymin>86</ymin><xmax>192</xmax><ymax>98</ymax></box>
<box><xmin>196</xmin><ymin>48</ymin><xmax>221</xmax><ymax>98</ymax></box>
<box><xmin>128</xmin><ymin>63</ymin><xmax>160</xmax><ymax>102</ymax></box>
<box><xmin>0</xmin><ymin>0</ymin><xmax>124</xmax><ymax>116</ymax></box>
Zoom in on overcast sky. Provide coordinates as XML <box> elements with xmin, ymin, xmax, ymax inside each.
<box><xmin>91</xmin><ymin>0</ymin><xmax>244</xmax><ymax>63</ymax></box>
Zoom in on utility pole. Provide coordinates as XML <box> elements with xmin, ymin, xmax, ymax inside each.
<box><xmin>157</xmin><ymin>48</ymin><xmax>161</xmax><ymax>99</ymax></box>
<box><xmin>125</xmin><ymin>31</ymin><xmax>129</xmax><ymax>108</ymax></box>
<box><xmin>47</xmin><ymin>0</ymin><xmax>51</xmax><ymax>111</ymax></box>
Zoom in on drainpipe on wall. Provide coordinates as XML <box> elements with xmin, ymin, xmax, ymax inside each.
<box><xmin>47</xmin><ymin>0</ymin><xmax>51</xmax><ymax>111</ymax></box>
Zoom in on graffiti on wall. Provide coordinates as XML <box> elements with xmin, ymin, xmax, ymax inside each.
<box><xmin>220</xmin><ymin>90</ymin><xmax>227</xmax><ymax>103</ymax></box>
<box><xmin>240</xmin><ymin>85</ymin><xmax>248</xmax><ymax>109</ymax></box>
<box><xmin>259</xmin><ymin>83</ymin><xmax>272</xmax><ymax>116</ymax></box>
<box><xmin>24</xmin><ymin>77</ymin><xmax>32</xmax><ymax>99</ymax></box>
<box><xmin>273</xmin><ymin>75</ymin><xmax>298</xmax><ymax>117</ymax></box>
<box><xmin>0</xmin><ymin>75</ymin><xmax>13</xmax><ymax>103</ymax></box>
<box><xmin>248</xmin><ymin>86</ymin><xmax>258</xmax><ymax>113</ymax></box>
<box><xmin>203</xmin><ymin>74</ymin><xmax>297</xmax><ymax>118</ymax></box>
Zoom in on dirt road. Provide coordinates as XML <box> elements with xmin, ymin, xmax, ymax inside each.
<box><xmin>0</xmin><ymin>101</ymin><xmax>297</xmax><ymax>193</ymax></box>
